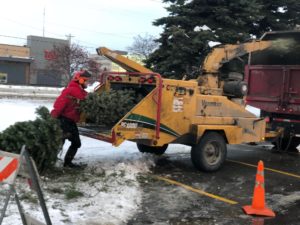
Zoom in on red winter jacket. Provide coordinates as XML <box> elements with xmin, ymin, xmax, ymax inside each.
<box><xmin>51</xmin><ymin>80</ymin><xmax>88</xmax><ymax>122</ymax></box>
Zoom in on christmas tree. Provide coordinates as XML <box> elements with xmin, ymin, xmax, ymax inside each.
<box><xmin>0</xmin><ymin>106</ymin><xmax>62</xmax><ymax>173</ymax></box>
<box><xmin>80</xmin><ymin>90</ymin><xmax>139</xmax><ymax>127</ymax></box>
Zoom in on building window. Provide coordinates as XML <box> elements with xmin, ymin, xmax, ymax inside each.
<box><xmin>0</xmin><ymin>72</ymin><xmax>8</xmax><ymax>83</ymax></box>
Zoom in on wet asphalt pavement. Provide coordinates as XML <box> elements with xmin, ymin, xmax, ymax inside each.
<box><xmin>128</xmin><ymin>144</ymin><xmax>300</xmax><ymax>225</ymax></box>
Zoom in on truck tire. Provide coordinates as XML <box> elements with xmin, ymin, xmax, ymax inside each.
<box><xmin>137</xmin><ymin>143</ymin><xmax>168</xmax><ymax>155</ymax></box>
<box><xmin>273</xmin><ymin>138</ymin><xmax>300</xmax><ymax>152</ymax></box>
<box><xmin>191</xmin><ymin>132</ymin><xmax>227</xmax><ymax>172</ymax></box>
<box><xmin>288</xmin><ymin>141</ymin><xmax>300</xmax><ymax>152</ymax></box>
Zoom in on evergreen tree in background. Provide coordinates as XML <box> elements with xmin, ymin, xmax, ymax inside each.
<box><xmin>146</xmin><ymin>0</ymin><xmax>300</xmax><ymax>79</ymax></box>
<box><xmin>255</xmin><ymin>0</ymin><xmax>300</xmax><ymax>34</ymax></box>
<box><xmin>0</xmin><ymin>107</ymin><xmax>62</xmax><ymax>174</ymax></box>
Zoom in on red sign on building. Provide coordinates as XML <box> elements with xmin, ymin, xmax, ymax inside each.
<box><xmin>44</xmin><ymin>50</ymin><xmax>57</xmax><ymax>60</ymax></box>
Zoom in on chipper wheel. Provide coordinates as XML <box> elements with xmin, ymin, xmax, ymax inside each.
<box><xmin>137</xmin><ymin>143</ymin><xmax>168</xmax><ymax>155</ymax></box>
<box><xmin>191</xmin><ymin>132</ymin><xmax>227</xmax><ymax>172</ymax></box>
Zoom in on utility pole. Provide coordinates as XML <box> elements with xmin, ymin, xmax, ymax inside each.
<box><xmin>43</xmin><ymin>7</ymin><xmax>45</xmax><ymax>37</ymax></box>
<box><xmin>65</xmin><ymin>34</ymin><xmax>74</xmax><ymax>77</ymax></box>
<box><xmin>66</xmin><ymin>34</ymin><xmax>75</xmax><ymax>45</ymax></box>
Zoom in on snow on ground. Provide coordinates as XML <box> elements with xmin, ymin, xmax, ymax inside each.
<box><xmin>0</xmin><ymin>98</ymin><xmax>157</xmax><ymax>225</ymax></box>
<box><xmin>0</xmin><ymin>99</ymin><xmax>54</xmax><ymax>131</ymax></box>
<box><xmin>245</xmin><ymin>105</ymin><xmax>261</xmax><ymax>117</ymax></box>
<box><xmin>0</xmin><ymin>97</ymin><xmax>191</xmax><ymax>224</ymax></box>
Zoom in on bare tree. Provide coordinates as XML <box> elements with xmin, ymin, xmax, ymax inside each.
<box><xmin>127</xmin><ymin>34</ymin><xmax>159</xmax><ymax>61</ymax></box>
<box><xmin>87</xmin><ymin>59</ymin><xmax>102</xmax><ymax>83</ymax></box>
<box><xmin>47</xmin><ymin>43</ymin><xmax>101</xmax><ymax>84</ymax></box>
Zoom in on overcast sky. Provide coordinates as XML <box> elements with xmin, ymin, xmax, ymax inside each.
<box><xmin>0</xmin><ymin>0</ymin><xmax>168</xmax><ymax>52</ymax></box>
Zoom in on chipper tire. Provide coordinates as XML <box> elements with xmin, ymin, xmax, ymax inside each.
<box><xmin>191</xmin><ymin>132</ymin><xmax>227</xmax><ymax>172</ymax></box>
<box><xmin>137</xmin><ymin>143</ymin><xmax>168</xmax><ymax>155</ymax></box>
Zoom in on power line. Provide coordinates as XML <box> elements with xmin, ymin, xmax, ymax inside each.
<box><xmin>45</xmin><ymin>21</ymin><xmax>134</xmax><ymax>38</ymax></box>
<box><xmin>0</xmin><ymin>8</ymin><xmax>157</xmax><ymax>38</ymax></box>
<box><xmin>0</xmin><ymin>16</ymin><xmax>66</xmax><ymax>39</ymax></box>
<box><xmin>0</xmin><ymin>15</ymin><xmax>137</xmax><ymax>42</ymax></box>
<box><xmin>0</xmin><ymin>34</ymin><xmax>99</xmax><ymax>52</ymax></box>
<box><xmin>0</xmin><ymin>34</ymin><xmax>70</xmax><ymax>45</ymax></box>
<box><xmin>66</xmin><ymin>34</ymin><xmax>75</xmax><ymax>44</ymax></box>
<box><xmin>0</xmin><ymin>32</ymin><xmax>136</xmax><ymax>53</ymax></box>
<box><xmin>0</xmin><ymin>1</ymin><xmax>166</xmax><ymax>50</ymax></box>
<box><xmin>0</xmin><ymin>34</ymin><xmax>26</xmax><ymax>41</ymax></box>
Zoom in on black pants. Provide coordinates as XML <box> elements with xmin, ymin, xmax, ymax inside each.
<box><xmin>59</xmin><ymin>116</ymin><xmax>81</xmax><ymax>164</ymax></box>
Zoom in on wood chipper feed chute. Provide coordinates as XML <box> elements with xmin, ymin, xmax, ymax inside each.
<box><xmin>79</xmin><ymin>72</ymin><xmax>201</xmax><ymax>147</ymax></box>
<box><xmin>79</xmin><ymin>71</ymin><xmax>166</xmax><ymax>146</ymax></box>
<box><xmin>111</xmin><ymin>78</ymin><xmax>199</xmax><ymax>147</ymax></box>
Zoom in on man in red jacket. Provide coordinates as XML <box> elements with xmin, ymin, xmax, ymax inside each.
<box><xmin>51</xmin><ymin>70</ymin><xmax>91</xmax><ymax>168</ymax></box>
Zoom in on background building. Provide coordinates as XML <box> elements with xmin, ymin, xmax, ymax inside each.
<box><xmin>27</xmin><ymin>35</ymin><xmax>69</xmax><ymax>86</ymax></box>
<box><xmin>0</xmin><ymin>44</ymin><xmax>33</xmax><ymax>85</ymax></box>
<box><xmin>0</xmin><ymin>35</ymin><xmax>126</xmax><ymax>87</ymax></box>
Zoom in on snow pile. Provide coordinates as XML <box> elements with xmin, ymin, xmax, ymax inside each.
<box><xmin>0</xmin><ymin>85</ymin><xmax>62</xmax><ymax>99</ymax></box>
<box><xmin>0</xmin><ymin>82</ymin><xmax>101</xmax><ymax>99</ymax></box>
<box><xmin>184</xmin><ymin>0</ymin><xmax>193</xmax><ymax>4</ymax></box>
<box><xmin>208</xmin><ymin>41</ymin><xmax>221</xmax><ymax>47</ymax></box>
<box><xmin>1</xmin><ymin>144</ymin><xmax>153</xmax><ymax>225</ymax></box>
<box><xmin>1</xmin><ymin>143</ymin><xmax>156</xmax><ymax>225</ymax></box>
<box><xmin>194</xmin><ymin>25</ymin><xmax>211</xmax><ymax>32</ymax></box>
<box><xmin>270</xmin><ymin>191</ymin><xmax>300</xmax><ymax>213</ymax></box>
<box><xmin>245</xmin><ymin>105</ymin><xmax>260</xmax><ymax>117</ymax></box>
<box><xmin>277</xmin><ymin>6</ymin><xmax>287</xmax><ymax>13</ymax></box>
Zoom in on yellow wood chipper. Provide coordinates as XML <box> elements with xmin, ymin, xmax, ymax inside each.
<box><xmin>79</xmin><ymin>35</ymin><xmax>288</xmax><ymax>172</ymax></box>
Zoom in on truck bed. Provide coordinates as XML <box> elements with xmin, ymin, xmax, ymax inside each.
<box><xmin>245</xmin><ymin>65</ymin><xmax>300</xmax><ymax>115</ymax></box>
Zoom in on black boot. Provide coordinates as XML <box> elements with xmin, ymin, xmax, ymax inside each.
<box><xmin>64</xmin><ymin>147</ymin><xmax>78</xmax><ymax>168</ymax></box>
<box><xmin>63</xmin><ymin>161</ymin><xmax>82</xmax><ymax>168</ymax></box>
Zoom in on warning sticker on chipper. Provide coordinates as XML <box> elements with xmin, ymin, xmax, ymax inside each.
<box><xmin>173</xmin><ymin>97</ymin><xmax>184</xmax><ymax>112</ymax></box>
<box><xmin>120</xmin><ymin>122</ymin><xmax>138</xmax><ymax>129</ymax></box>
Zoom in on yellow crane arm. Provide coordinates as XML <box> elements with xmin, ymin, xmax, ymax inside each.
<box><xmin>202</xmin><ymin>40</ymin><xmax>273</xmax><ymax>73</ymax></box>
<box><xmin>96</xmin><ymin>47</ymin><xmax>153</xmax><ymax>73</ymax></box>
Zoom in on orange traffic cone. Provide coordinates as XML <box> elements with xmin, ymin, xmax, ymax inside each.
<box><xmin>243</xmin><ymin>160</ymin><xmax>275</xmax><ymax>217</ymax></box>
